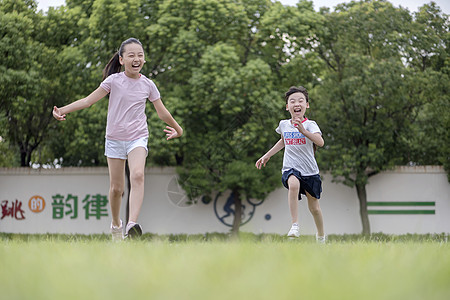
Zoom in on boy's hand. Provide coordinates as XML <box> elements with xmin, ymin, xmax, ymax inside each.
<box><xmin>255</xmin><ymin>155</ymin><xmax>270</xmax><ymax>169</ymax></box>
<box><xmin>53</xmin><ymin>106</ymin><xmax>66</xmax><ymax>121</ymax></box>
<box><xmin>292</xmin><ymin>117</ymin><xmax>306</xmax><ymax>133</ymax></box>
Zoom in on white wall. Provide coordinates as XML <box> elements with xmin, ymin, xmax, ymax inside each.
<box><xmin>0</xmin><ymin>166</ymin><xmax>448</xmax><ymax>235</ymax></box>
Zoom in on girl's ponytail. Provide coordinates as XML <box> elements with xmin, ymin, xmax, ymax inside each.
<box><xmin>102</xmin><ymin>52</ymin><xmax>121</xmax><ymax>80</ymax></box>
<box><xmin>102</xmin><ymin>38</ymin><xmax>143</xmax><ymax>81</ymax></box>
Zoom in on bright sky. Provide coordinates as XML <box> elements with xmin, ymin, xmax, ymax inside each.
<box><xmin>37</xmin><ymin>0</ymin><xmax>449</xmax><ymax>14</ymax></box>
<box><xmin>281</xmin><ymin>0</ymin><xmax>449</xmax><ymax>13</ymax></box>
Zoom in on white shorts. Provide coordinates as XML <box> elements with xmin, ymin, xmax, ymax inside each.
<box><xmin>104</xmin><ymin>137</ymin><xmax>148</xmax><ymax>159</ymax></box>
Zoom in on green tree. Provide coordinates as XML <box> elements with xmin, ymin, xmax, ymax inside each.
<box><xmin>0</xmin><ymin>0</ymin><xmax>96</xmax><ymax>167</ymax></box>
<box><xmin>168</xmin><ymin>0</ymin><xmax>320</xmax><ymax>234</ymax></box>
<box><xmin>1</xmin><ymin>1</ymin><xmax>58</xmax><ymax>166</ymax></box>
<box><xmin>310</xmin><ymin>0</ymin><xmax>448</xmax><ymax>234</ymax></box>
<box><xmin>179</xmin><ymin>43</ymin><xmax>282</xmax><ymax>234</ymax></box>
<box><xmin>143</xmin><ymin>0</ymin><xmax>254</xmax><ymax>167</ymax></box>
<box><xmin>400</xmin><ymin>3</ymin><xmax>450</xmax><ymax>179</ymax></box>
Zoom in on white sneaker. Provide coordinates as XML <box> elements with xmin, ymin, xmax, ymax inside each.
<box><xmin>316</xmin><ymin>233</ymin><xmax>327</xmax><ymax>244</ymax></box>
<box><xmin>287</xmin><ymin>223</ymin><xmax>300</xmax><ymax>238</ymax></box>
<box><xmin>110</xmin><ymin>220</ymin><xmax>124</xmax><ymax>241</ymax></box>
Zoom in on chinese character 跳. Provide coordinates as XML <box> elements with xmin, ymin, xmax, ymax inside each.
<box><xmin>1</xmin><ymin>199</ymin><xmax>26</xmax><ymax>220</ymax></box>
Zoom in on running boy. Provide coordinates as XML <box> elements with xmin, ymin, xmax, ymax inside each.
<box><xmin>255</xmin><ymin>86</ymin><xmax>326</xmax><ymax>243</ymax></box>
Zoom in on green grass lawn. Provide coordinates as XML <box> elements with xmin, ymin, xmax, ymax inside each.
<box><xmin>1</xmin><ymin>233</ymin><xmax>449</xmax><ymax>300</ymax></box>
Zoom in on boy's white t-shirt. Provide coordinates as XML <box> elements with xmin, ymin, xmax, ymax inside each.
<box><xmin>276</xmin><ymin>118</ymin><xmax>321</xmax><ymax>175</ymax></box>
<box><xmin>100</xmin><ymin>72</ymin><xmax>160</xmax><ymax>141</ymax></box>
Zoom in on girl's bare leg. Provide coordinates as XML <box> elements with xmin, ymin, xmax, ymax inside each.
<box><xmin>126</xmin><ymin>147</ymin><xmax>147</xmax><ymax>223</ymax></box>
<box><xmin>107</xmin><ymin>157</ymin><xmax>126</xmax><ymax>227</ymax></box>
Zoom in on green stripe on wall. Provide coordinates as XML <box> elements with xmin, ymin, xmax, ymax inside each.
<box><xmin>367</xmin><ymin>201</ymin><xmax>435</xmax><ymax>206</ymax></box>
<box><xmin>368</xmin><ymin>210</ymin><xmax>435</xmax><ymax>215</ymax></box>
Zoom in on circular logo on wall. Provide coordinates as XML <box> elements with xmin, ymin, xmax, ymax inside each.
<box><xmin>213</xmin><ymin>191</ymin><xmax>264</xmax><ymax>227</ymax></box>
<box><xmin>28</xmin><ymin>195</ymin><xmax>46</xmax><ymax>213</ymax></box>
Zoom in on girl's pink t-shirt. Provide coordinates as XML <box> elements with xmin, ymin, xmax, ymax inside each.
<box><xmin>100</xmin><ymin>72</ymin><xmax>160</xmax><ymax>141</ymax></box>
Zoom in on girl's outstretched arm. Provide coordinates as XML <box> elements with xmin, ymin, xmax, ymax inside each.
<box><xmin>255</xmin><ymin>138</ymin><xmax>285</xmax><ymax>169</ymax></box>
<box><xmin>152</xmin><ymin>99</ymin><xmax>183</xmax><ymax>140</ymax></box>
<box><xmin>53</xmin><ymin>87</ymin><xmax>108</xmax><ymax>121</ymax></box>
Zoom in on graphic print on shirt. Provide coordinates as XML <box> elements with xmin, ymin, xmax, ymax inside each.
<box><xmin>284</xmin><ymin>132</ymin><xmax>306</xmax><ymax>145</ymax></box>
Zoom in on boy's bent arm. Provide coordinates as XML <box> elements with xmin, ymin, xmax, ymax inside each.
<box><xmin>293</xmin><ymin>118</ymin><xmax>325</xmax><ymax>147</ymax></box>
<box><xmin>303</xmin><ymin>131</ymin><xmax>324</xmax><ymax>147</ymax></box>
<box><xmin>255</xmin><ymin>138</ymin><xmax>284</xmax><ymax>169</ymax></box>
<box><xmin>265</xmin><ymin>138</ymin><xmax>285</xmax><ymax>157</ymax></box>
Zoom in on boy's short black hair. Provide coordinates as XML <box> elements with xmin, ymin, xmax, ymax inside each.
<box><xmin>285</xmin><ymin>86</ymin><xmax>309</xmax><ymax>103</ymax></box>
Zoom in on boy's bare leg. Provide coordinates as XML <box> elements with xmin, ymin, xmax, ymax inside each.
<box><xmin>287</xmin><ymin>176</ymin><xmax>300</xmax><ymax>224</ymax></box>
<box><xmin>126</xmin><ymin>147</ymin><xmax>147</xmax><ymax>223</ymax></box>
<box><xmin>306</xmin><ymin>192</ymin><xmax>324</xmax><ymax>236</ymax></box>
<box><xmin>107</xmin><ymin>157</ymin><xmax>126</xmax><ymax>227</ymax></box>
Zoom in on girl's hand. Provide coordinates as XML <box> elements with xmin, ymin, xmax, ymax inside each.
<box><xmin>53</xmin><ymin>106</ymin><xmax>66</xmax><ymax>121</ymax></box>
<box><xmin>255</xmin><ymin>155</ymin><xmax>270</xmax><ymax>169</ymax></box>
<box><xmin>164</xmin><ymin>126</ymin><xmax>182</xmax><ymax>140</ymax></box>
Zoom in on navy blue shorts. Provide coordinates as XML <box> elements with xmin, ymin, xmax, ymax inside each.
<box><xmin>281</xmin><ymin>168</ymin><xmax>322</xmax><ymax>200</ymax></box>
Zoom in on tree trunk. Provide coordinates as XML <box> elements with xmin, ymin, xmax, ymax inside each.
<box><xmin>20</xmin><ymin>150</ymin><xmax>27</xmax><ymax>167</ymax></box>
<box><xmin>20</xmin><ymin>147</ymin><xmax>33</xmax><ymax>167</ymax></box>
<box><xmin>356</xmin><ymin>182</ymin><xmax>371</xmax><ymax>235</ymax></box>
<box><xmin>19</xmin><ymin>141</ymin><xmax>39</xmax><ymax>167</ymax></box>
<box><xmin>26</xmin><ymin>150</ymin><xmax>32</xmax><ymax>167</ymax></box>
<box><xmin>231</xmin><ymin>190</ymin><xmax>242</xmax><ymax>236</ymax></box>
<box><xmin>19</xmin><ymin>141</ymin><xmax>28</xmax><ymax>166</ymax></box>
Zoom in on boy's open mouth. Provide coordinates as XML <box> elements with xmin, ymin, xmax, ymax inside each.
<box><xmin>294</xmin><ymin>108</ymin><xmax>301</xmax><ymax>113</ymax></box>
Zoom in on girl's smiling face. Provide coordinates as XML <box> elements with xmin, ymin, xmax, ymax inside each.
<box><xmin>286</xmin><ymin>92</ymin><xmax>309</xmax><ymax>120</ymax></box>
<box><xmin>119</xmin><ymin>43</ymin><xmax>145</xmax><ymax>79</ymax></box>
